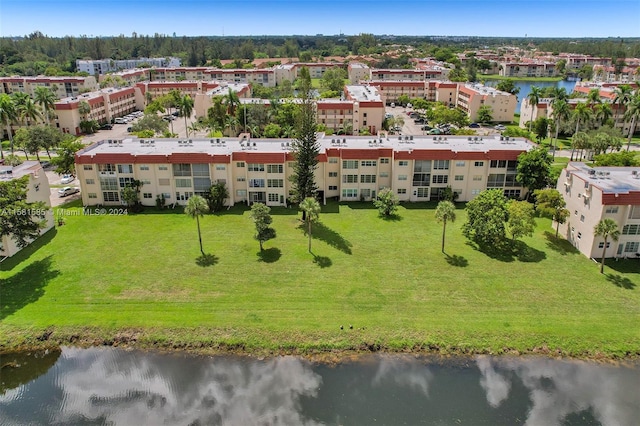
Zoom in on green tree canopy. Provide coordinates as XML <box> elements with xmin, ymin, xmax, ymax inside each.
<box><xmin>184</xmin><ymin>195</ymin><xmax>209</xmax><ymax>256</ymax></box>
<box><xmin>594</xmin><ymin>219</ymin><xmax>620</xmax><ymax>274</ymax></box>
<box><xmin>534</xmin><ymin>188</ymin><xmax>570</xmax><ymax>238</ymax></box>
<box><xmin>0</xmin><ymin>175</ymin><xmax>49</xmax><ymax>248</ymax></box>
<box><xmin>51</xmin><ymin>136</ymin><xmax>83</xmax><ymax>176</ymax></box>
<box><xmin>249</xmin><ymin>202</ymin><xmax>276</xmax><ymax>251</ymax></box>
<box><xmin>506</xmin><ymin>200</ymin><xmax>536</xmax><ymax>242</ymax></box>
<box><xmin>435</xmin><ymin>200</ymin><xmax>456</xmax><ymax>253</ymax></box>
<box><xmin>462</xmin><ymin>189</ymin><xmax>509</xmax><ymax>246</ymax></box>
<box><xmin>373</xmin><ymin>187</ymin><xmax>399</xmax><ymax>217</ymax></box>
<box><xmin>516</xmin><ymin>147</ymin><xmax>552</xmax><ymax>198</ymax></box>
<box><xmin>300</xmin><ymin>197</ymin><xmax>320</xmax><ymax>253</ymax></box>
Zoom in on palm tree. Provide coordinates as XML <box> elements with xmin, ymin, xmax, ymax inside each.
<box><xmin>594</xmin><ymin>219</ymin><xmax>620</xmax><ymax>274</ymax></box>
<box><xmin>527</xmin><ymin>86</ymin><xmax>542</xmax><ymax>132</ymax></box>
<box><xmin>550</xmin><ymin>98</ymin><xmax>570</xmax><ymax>160</ymax></box>
<box><xmin>178</xmin><ymin>95</ymin><xmax>194</xmax><ymax>138</ymax></box>
<box><xmin>572</xmin><ymin>102</ymin><xmax>591</xmax><ymax>136</ymax></box>
<box><xmin>613</xmin><ymin>84</ymin><xmax>633</xmax><ymax>127</ymax></box>
<box><xmin>224</xmin><ymin>115</ymin><xmax>238</xmax><ymax>137</ymax></box>
<box><xmin>623</xmin><ymin>92</ymin><xmax>640</xmax><ymax>151</ymax></box>
<box><xmin>78</xmin><ymin>100</ymin><xmax>91</xmax><ymax>121</ymax></box>
<box><xmin>435</xmin><ymin>201</ymin><xmax>456</xmax><ymax>253</ymax></box>
<box><xmin>594</xmin><ymin>103</ymin><xmax>612</xmax><ymax>126</ymax></box>
<box><xmin>570</xmin><ymin>131</ymin><xmax>590</xmax><ymax>161</ymax></box>
<box><xmin>0</xmin><ymin>93</ymin><xmax>17</xmax><ymax>157</ymax></box>
<box><xmin>12</xmin><ymin>92</ymin><xmax>41</xmax><ymax>127</ymax></box>
<box><xmin>184</xmin><ymin>195</ymin><xmax>209</xmax><ymax>256</ymax></box>
<box><xmin>586</xmin><ymin>88</ymin><xmax>601</xmax><ymax>107</ymax></box>
<box><xmin>551</xmin><ymin>86</ymin><xmax>568</xmax><ymax>101</ymax></box>
<box><xmin>225</xmin><ymin>88</ymin><xmax>240</xmax><ymax>116</ymax></box>
<box><xmin>300</xmin><ymin>197</ymin><xmax>320</xmax><ymax>253</ymax></box>
<box><xmin>33</xmin><ymin>86</ymin><xmax>57</xmax><ymax>126</ymax></box>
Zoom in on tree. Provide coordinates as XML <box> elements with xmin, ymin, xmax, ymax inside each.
<box><xmin>572</xmin><ymin>102</ymin><xmax>592</xmax><ymax>136</ymax></box>
<box><xmin>51</xmin><ymin>136</ymin><xmax>84</xmax><ymax>176</ymax></box>
<box><xmin>613</xmin><ymin>84</ymin><xmax>633</xmax><ymax>125</ymax></box>
<box><xmin>249</xmin><ymin>202</ymin><xmax>276</xmax><ymax>251</ymax></box>
<box><xmin>204</xmin><ymin>181</ymin><xmax>229</xmax><ymax>212</ymax></box>
<box><xmin>121</xmin><ymin>180</ymin><xmax>143</xmax><ymax>211</ymax></box>
<box><xmin>593</xmin><ymin>151</ymin><xmax>639</xmax><ymax>167</ymax></box>
<box><xmin>623</xmin><ymin>92</ymin><xmax>640</xmax><ymax>151</ymax></box>
<box><xmin>225</xmin><ymin>88</ymin><xmax>240</xmax><ymax>116</ymax></box>
<box><xmin>462</xmin><ymin>189</ymin><xmax>509</xmax><ymax>245</ymax></box>
<box><xmin>263</xmin><ymin>123</ymin><xmax>282</xmax><ymax>138</ymax></box>
<box><xmin>506</xmin><ymin>200</ymin><xmax>536</xmax><ymax>242</ymax></box>
<box><xmin>373</xmin><ymin>187</ymin><xmax>399</xmax><ymax>217</ymax></box>
<box><xmin>300</xmin><ymin>197</ymin><xmax>320</xmax><ymax>253</ymax></box>
<box><xmin>550</xmin><ymin>98</ymin><xmax>570</xmax><ymax>160</ymax></box>
<box><xmin>290</xmin><ymin>67</ymin><xmax>319</xmax><ymax>213</ymax></box>
<box><xmin>594</xmin><ymin>219</ymin><xmax>620</xmax><ymax>274</ymax></box>
<box><xmin>0</xmin><ymin>93</ymin><xmax>17</xmax><ymax>156</ymax></box>
<box><xmin>33</xmin><ymin>87</ymin><xmax>56</xmax><ymax>126</ymax></box>
<box><xmin>435</xmin><ymin>200</ymin><xmax>456</xmax><ymax>253</ymax></box>
<box><xmin>320</xmin><ymin>67</ymin><xmax>347</xmax><ymax>93</ymax></box>
<box><xmin>534</xmin><ymin>188</ymin><xmax>570</xmax><ymax>238</ymax></box>
<box><xmin>532</xmin><ymin>117</ymin><xmax>549</xmax><ymax>142</ymax></box>
<box><xmin>131</xmin><ymin>114</ymin><xmax>168</xmax><ymax>135</ymax></box>
<box><xmin>527</xmin><ymin>86</ymin><xmax>542</xmax><ymax>132</ymax></box>
<box><xmin>397</xmin><ymin>94</ymin><xmax>411</xmax><ymax>107</ymax></box>
<box><xmin>0</xmin><ymin>175</ymin><xmax>48</xmax><ymax>248</ymax></box>
<box><xmin>516</xmin><ymin>147</ymin><xmax>552</xmax><ymax>199</ymax></box>
<box><xmin>77</xmin><ymin>100</ymin><xmax>90</xmax><ymax>121</ymax></box>
<box><xmin>178</xmin><ymin>95</ymin><xmax>194</xmax><ymax>138</ymax></box>
<box><xmin>496</xmin><ymin>79</ymin><xmax>520</xmax><ymax>96</ymax></box>
<box><xmin>13</xmin><ymin>128</ymin><xmax>33</xmax><ymax>160</ymax></box>
<box><xmin>570</xmin><ymin>131</ymin><xmax>590</xmax><ymax>161</ymax></box>
<box><xmin>184</xmin><ymin>195</ymin><xmax>209</xmax><ymax>256</ymax></box>
<box><xmin>477</xmin><ymin>105</ymin><xmax>493</xmax><ymax>124</ymax></box>
<box><xmin>587</xmin><ymin>88</ymin><xmax>601</xmax><ymax>107</ymax></box>
<box><xmin>594</xmin><ymin>102</ymin><xmax>612</xmax><ymax>126</ymax></box>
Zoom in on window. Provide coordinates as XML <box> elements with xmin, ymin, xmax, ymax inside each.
<box><xmin>361</xmin><ymin>160</ymin><xmax>377</xmax><ymax>167</ymax></box>
<box><xmin>98</xmin><ymin>164</ymin><xmax>116</xmax><ymax>172</ymax></box>
<box><xmin>173</xmin><ymin>163</ymin><xmax>191</xmax><ymax>176</ymax></box>
<box><xmin>624</xmin><ymin>241</ymin><xmax>639</xmax><ymax>253</ymax></box>
<box><xmin>117</xmin><ymin>164</ymin><xmax>132</xmax><ymax>174</ymax></box>
<box><xmin>504</xmin><ymin>189</ymin><xmax>521</xmax><ymax>199</ymax></box>
<box><xmin>380</xmin><ymin>158</ymin><xmax>390</xmax><ymax>164</ymax></box>
<box><xmin>103</xmin><ymin>192</ymin><xmax>119</xmax><ymax>202</ymax></box>
<box><xmin>328</xmin><ymin>185</ymin><xmax>338</xmax><ymax>190</ymax></box>
<box><xmin>605</xmin><ymin>206</ymin><xmax>619</xmax><ymax>214</ymax></box>
<box><xmin>455</xmin><ymin>175</ymin><xmax>464</xmax><ymax>181</ymax></box>
<box><xmin>628</xmin><ymin>206</ymin><xmax>640</xmax><ymax>219</ymax></box>
<box><xmin>598</xmin><ymin>242</ymin><xmax>611</xmax><ymax>249</ymax></box>
<box><xmin>504</xmin><ymin>174</ymin><xmax>518</xmax><ymax>187</ymax></box>
<box><xmin>328</xmin><ymin>157</ymin><xmax>338</xmax><ymax>164</ymax></box>
<box><xmin>159</xmin><ymin>165</ymin><xmax>168</xmax><ymax>171</ymax></box>
<box><xmin>329</xmin><ymin>172</ymin><xmax>338</xmax><ymax>178</ymax></box>
<box><xmin>215</xmin><ymin>165</ymin><xmax>226</xmax><ymax>170</ymax></box>
<box><xmin>455</xmin><ymin>161</ymin><xmax>465</xmax><ymax>167</ymax></box>
<box><xmin>83</xmin><ymin>165</ymin><xmax>93</xmax><ymax>170</ymax></box>
<box><xmin>399</xmin><ymin>160</ymin><xmax>409</xmax><ymax>166</ymax></box>
<box><xmin>237</xmin><ymin>177</ymin><xmax>246</xmax><ymax>182</ymax></box>
<box><xmin>119</xmin><ymin>177</ymin><xmax>136</xmax><ymax>188</ymax></box>
<box><xmin>143</xmin><ymin>193</ymin><xmax>153</xmax><ymax>199</ymax></box>
<box><xmin>414</xmin><ymin>160</ymin><xmax>431</xmax><ymax>173</ymax></box>
<box><xmin>267</xmin><ymin>179</ymin><xmax>283</xmax><ymax>188</ymax></box>
<box><xmin>360</xmin><ymin>175</ymin><xmax>376</xmax><ymax>183</ymax></box>
<box><xmin>85</xmin><ymin>179</ymin><xmax>95</xmax><ymax>185</ymax></box>
<box><xmin>191</xmin><ymin>164</ymin><xmax>209</xmax><ymax>176</ymax></box>
<box><xmin>379</xmin><ymin>172</ymin><xmax>389</xmax><ymax>178</ymax></box>
<box><xmin>433</xmin><ymin>160</ymin><xmax>450</xmax><ymax>170</ymax></box>
<box><xmin>473</xmin><ymin>175</ymin><xmax>482</xmax><ymax>181</ymax></box>
<box><xmin>248</xmin><ymin>163</ymin><xmax>265</xmax><ymax>172</ymax></box>
<box><xmin>397</xmin><ymin>188</ymin><xmax>407</xmax><ymax>194</ymax></box>
<box><xmin>175</xmin><ymin>178</ymin><xmax>192</xmax><ymax>188</ymax></box>
<box><xmin>342</xmin><ymin>189</ymin><xmax>358</xmax><ymax>198</ymax></box>
<box><xmin>139</xmin><ymin>165</ymin><xmax>149</xmax><ymax>171</ymax></box>
<box><xmin>267</xmin><ymin>164</ymin><xmax>283</xmax><ymax>173</ymax></box>
<box><xmin>490</xmin><ymin>160</ymin><xmax>507</xmax><ymax>168</ymax></box>
<box><xmin>236</xmin><ymin>190</ymin><xmax>247</xmax><ymax>197</ymax></box>
<box><xmin>471</xmin><ymin>189</ymin><xmax>481</xmax><ymax>195</ymax></box>
<box><xmin>288</xmin><ymin>162</ymin><xmax>296</xmax><ymax>168</ymax></box>
<box><xmin>398</xmin><ymin>175</ymin><xmax>408</xmax><ymax>181</ymax></box>
<box><xmin>236</xmin><ymin>162</ymin><xmax>245</xmax><ymax>168</ymax></box>
<box><xmin>577</xmin><ymin>232</ymin><xmax>582</xmax><ymax>239</ymax></box>
<box><xmin>88</xmin><ymin>193</ymin><xmax>97</xmax><ymax>199</ymax></box>
<box><xmin>99</xmin><ymin>177</ymin><xmax>118</xmax><ymax>191</ymax></box>
<box><xmin>474</xmin><ymin>161</ymin><xmax>484</xmax><ymax>167</ymax></box>
<box><xmin>622</xmin><ymin>224</ymin><xmax>640</xmax><ymax>235</ymax></box>
<box><xmin>342</xmin><ymin>160</ymin><xmax>358</xmax><ymax>169</ymax></box>
<box><xmin>343</xmin><ymin>174</ymin><xmax>358</xmax><ymax>183</ymax></box>
<box><xmin>268</xmin><ymin>193</ymin><xmax>279</xmax><ymax>202</ymax></box>
<box><xmin>487</xmin><ymin>174</ymin><xmax>505</xmax><ymax>188</ymax></box>
<box><xmin>432</xmin><ymin>175</ymin><xmax>448</xmax><ymax>184</ymax></box>
<box><xmin>158</xmin><ymin>178</ymin><xmax>170</xmax><ymax>186</ymax></box>
<box><xmin>416</xmin><ymin>188</ymin><xmax>429</xmax><ymax>198</ymax></box>
<box><xmin>249</xmin><ymin>179</ymin><xmax>265</xmax><ymax>188</ymax></box>
<box><xmin>193</xmin><ymin>178</ymin><xmax>211</xmax><ymax>192</ymax></box>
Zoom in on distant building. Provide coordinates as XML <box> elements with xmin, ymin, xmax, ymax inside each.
<box><xmin>76</xmin><ymin>57</ymin><xmax>181</xmax><ymax>75</ymax></box>
<box><xmin>0</xmin><ymin>161</ymin><xmax>54</xmax><ymax>258</ymax></box>
<box><xmin>556</xmin><ymin>162</ymin><xmax>640</xmax><ymax>259</ymax></box>
<box><xmin>0</xmin><ymin>75</ymin><xmax>98</xmax><ymax>99</ymax></box>
<box><xmin>456</xmin><ymin>83</ymin><xmax>516</xmax><ymax>123</ymax></box>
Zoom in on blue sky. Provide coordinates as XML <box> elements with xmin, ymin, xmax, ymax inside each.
<box><xmin>2</xmin><ymin>0</ymin><xmax>639</xmax><ymax>38</ymax></box>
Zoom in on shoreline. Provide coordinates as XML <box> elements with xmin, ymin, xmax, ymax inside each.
<box><xmin>1</xmin><ymin>326</ymin><xmax>638</xmax><ymax>363</ymax></box>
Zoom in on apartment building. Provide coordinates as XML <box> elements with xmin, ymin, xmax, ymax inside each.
<box><xmin>55</xmin><ymin>87</ymin><xmax>142</xmax><ymax>135</ymax></box>
<box><xmin>204</xmin><ymin>69</ymin><xmax>276</xmax><ymax>87</ymax></box>
<box><xmin>274</xmin><ymin>62</ymin><xmax>346</xmax><ymax>85</ymax></box>
<box><xmin>0</xmin><ymin>161</ymin><xmax>54</xmax><ymax>258</ymax></box>
<box><xmin>427</xmin><ymin>81</ymin><xmax>458</xmax><ymax>106</ymax></box>
<box><xmin>367</xmin><ymin>80</ymin><xmax>426</xmax><ymax>104</ymax></box>
<box><xmin>592</xmin><ymin>64</ymin><xmax>640</xmax><ymax>84</ymax></box>
<box><xmin>76</xmin><ymin>57</ymin><xmax>181</xmax><ymax>75</ymax></box>
<box><xmin>371</xmin><ymin>68</ymin><xmax>446</xmax><ymax>81</ymax></box>
<box><xmin>498</xmin><ymin>60</ymin><xmax>558</xmax><ymax>78</ymax></box>
<box><xmin>100</xmin><ymin>68</ymin><xmax>151</xmax><ymax>86</ymax></box>
<box><xmin>347</xmin><ymin>62</ymin><xmax>370</xmax><ymax>83</ymax></box>
<box><xmin>343</xmin><ymin>85</ymin><xmax>384</xmax><ymax>134</ymax></box>
<box><xmin>457</xmin><ymin>83</ymin><xmax>517</xmax><ymax>123</ymax></box>
<box><xmin>556</xmin><ymin>162</ymin><xmax>640</xmax><ymax>259</ymax></box>
<box><xmin>74</xmin><ymin>134</ymin><xmax>532</xmax><ymax>208</ymax></box>
<box><xmin>557</xmin><ymin>54</ymin><xmax>610</xmax><ymax>70</ymax></box>
<box><xmin>192</xmin><ymin>82</ymin><xmax>252</xmax><ymax>118</ymax></box>
<box><xmin>0</xmin><ymin>76</ymin><xmax>98</xmax><ymax>99</ymax></box>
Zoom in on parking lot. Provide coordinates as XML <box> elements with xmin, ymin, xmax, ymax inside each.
<box><xmin>385</xmin><ymin>105</ymin><xmax>501</xmax><ymax>137</ymax></box>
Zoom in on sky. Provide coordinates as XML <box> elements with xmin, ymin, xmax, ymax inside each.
<box><xmin>1</xmin><ymin>0</ymin><xmax>639</xmax><ymax>38</ymax></box>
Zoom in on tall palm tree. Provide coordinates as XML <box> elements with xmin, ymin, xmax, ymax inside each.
<box><xmin>300</xmin><ymin>197</ymin><xmax>320</xmax><ymax>253</ymax></box>
<box><xmin>594</xmin><ymin>219</ymin><xmax>620</xmax><ymax>274</ymax></box>
<box><xmin>184</xmin><ymin>195</ymin><xmax>209</xmax><ymax>256</ymax></box>
<box><xmin>613</xmin><ymin>84</ymin><xmax>632</xmax><ymax>127</ymax></box>
<box><xmin>572</xmin><ymin>102</ymin><xmax>591</xmax><ymax>136</ymax></box>
<box><xmin>586</xmin><ymin>88</ymin><xmax>601</xmax><ymax>107</ymax></box>
<box><xmin>0</xmin><ymin>93</ymin><xmax>17</xmax><ymax>157</ymax></box>
<box><xmin>435</xmin><ymin>201</ymin><xmax>456</xmax><ymax>254</ymax></box>
<box><xmin>551</xmin><ymin>86</ymin><xmax>568</xmax><ymax>101</ymax></box>
<box><xmin>550</xmin><ymin>98</ymin><xmax>570</xmax><ymax>160</ymax></box>
<box><xmin>33</xmin><ymin>86</ymin><xmax>57</xmax><ymax>126</ymax></box>
<box><xmin>19</xmin><ymin>97</ymin><xmax>42</xmax><ymax>126</ymax></box>
<box><xmin>78</xmin><ymin>100</ymin><xmax>91</xmax><ymax>121</ymax></box>
<box><xmin>594</xmin><ymin>103</ymin><xmax>612</xmax><ymax>126</ymax></box>
<box><xmin>623</xmin><ymin>92</ymin><xmax>640</xmax><ymax>151</ymax></box>
<box><xmin>178</xmin><ymin>95</ymin><xmax>194</xmax><ymax>138</ymax></box>
<box><xmin>527</xmin><ymin>86</ymin><xmax>542</xmax><ymax>132</ymax></box>
<box><xmin>225</xmin><ymin>88</ymin><xmax>240</xmax><ymax>116</ymax></box>
<box><xmin>570</xmin><ymin>131</ymin><xmax>590</xmax><ymax>161</ymax></box>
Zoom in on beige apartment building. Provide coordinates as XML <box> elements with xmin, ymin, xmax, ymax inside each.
<box><xmin>193</xmin><ymin>82</ymin><xmax>252</xmax><ymax>118</ymax></box>
<box><xmin>457</xmin><ymin>83</ymin><xmax>517</xmax><ymax>123</ymax></box>
<box><xmin>0</xmin><ymin>161</ymin><xmax>55</xmax><ymax>258</ymax></box>
<box><xmin>74</xmin><ymin>134</ymin><xmax>532</xmax><ymax>208</ymax></box>
<box><xmin>368</xmin><ymin>80</ymin><xmax>426</xmax><ymax>104</ymax></box>
<box><xmin>556</xmin><ymin>162</ymin><xmax>640</xmax><ymax>260</ymax></box>
<box><xmin>498</xmin><ymin>61</ymin><xmax>558</xmax><ymax>78</ymax></box>
<box><xmin>0</xmin><ymin>76</ymin><xmax>98</xmax><ymax>99</ymax></box>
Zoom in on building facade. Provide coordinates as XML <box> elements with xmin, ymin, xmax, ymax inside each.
<box><xmin>76</xmin><ymin>57</ymin><xmax>181</xmax><ymax>75</ymax></box>
<box><xmin>74</xmin><ymin>134</ymin><xmax>532</xmax><ymax>208</ymax></box>
<box><xmin>556</xmin><ymin>162</ymin><xmax>640</xmax><ymax>259</ymax></box>
<box><xmin>0</xmin><ymin>76</ymin><xmax>98</xmax><ymax>99</ymax></box>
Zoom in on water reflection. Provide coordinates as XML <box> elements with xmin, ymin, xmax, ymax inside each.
<box><xmin>1</xmin><ymin>348</ymin><xmax>639</xmax><ymax>426</ymax></box>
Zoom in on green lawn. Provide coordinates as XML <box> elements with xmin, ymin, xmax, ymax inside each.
<box><xmin>1</xmin><ymin>200</ymin><xmax>639</xmax><ymax>358</ymax></box>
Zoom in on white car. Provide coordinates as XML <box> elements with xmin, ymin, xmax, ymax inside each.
<box><xmin>495</xmin><ymin>124</ymin><xmax>506</xmax><ymax>131</ymax></box>
<box><xmin>58</xmin><ymin>187</ymin><xmax>79</xmax><ymax>197</ymax></box>
<box><xmin>60</xmin><ymin>174</ymin><xmax>75</xmax><ymax>184</ymax></box>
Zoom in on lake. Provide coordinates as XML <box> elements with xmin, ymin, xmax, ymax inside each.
<box><xmin>484</xmin><ymin>79</ymin><xmax>578</xmax><ymax>114</ymax></box>
<box><xmin>1</xmin><ymin>347</ymin><xmax>639</xmax><ymax>425</ymax></box>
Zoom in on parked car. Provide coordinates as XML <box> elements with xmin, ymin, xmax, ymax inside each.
<box><xmin>469</xmin><ymin>123</ymin><xmax>480</xmax><ymax>128</ymax></box>
<box><xmin>421</xmin><ymin>125</ymin><xmax>433</xmax><ymax>131</ymax></box>
<box><xmin>414</xmin><ymin>118</ymin><xmax>425</xmax><ymax>124</ymax></box>
<box><xmin>39</xmin><ymin>161</ymin><xmax>52</xmax><ymax>169</ymax></box>
<box><xmin>495</xmin><ymin>124</ymin><xmax>506</xmax><ymax>131</ymax></box>
<box><xmin>114</xmin><ymin>118</ymin><xmax>126</xmax><ymax>124</ymax></box>
<box><xmin>100</xmin><ymin>123</ymin><xmax>113</xmax><ymax>130</ymax></box>
<box><xmin>127</xmin><ymin>127</ymin><xmax>133</xmax><ymax>132</ymax></box>
<box><xmin>60</xmin><ymin>174</ymin><xmax>75</xmax><ymax>184</ymax></box>
<box><xmin>427</xmin><ymin>128</ymin><xmax>442</xmax><ymax>135</ymax></box>
<box><xmin>58</xmin><ymin>187</ymin><xmax>79</xmax><ymax>197</ymax></box>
